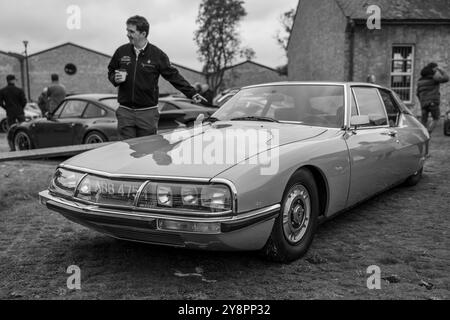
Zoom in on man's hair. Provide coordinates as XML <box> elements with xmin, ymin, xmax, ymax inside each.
<box><xmin>51</xmin><ymin>74</ymin><xmax>59</xmax><ymax>82</ymax></box>
<box><xmin>6</xmin><ymin>74</ymin><xmax>15</xmax><ymax>82</ymax></box>
<box><xmin>127</xmin><ymin>15</ymin><xmax>150</xmax><ymax>37</ymax></box>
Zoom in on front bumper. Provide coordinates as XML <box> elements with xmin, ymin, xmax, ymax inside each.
<box><xmin>39</xmin><ymin>190</ymin><xmax>280</xmax><ymax>251</ymax></box>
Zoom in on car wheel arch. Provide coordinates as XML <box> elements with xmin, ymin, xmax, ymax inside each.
<box><xmin>289</xmin><ymin>165</ymin><xmax>329</xmax><ymax>218</ymax></box>
<box><xmin>12</xmin><ymin>129</ymin><xmax>35</xmax><ymax>151</ymax></box>
<box><xmin>83</xmin><ymin>130</ymin><xmax>108</xmax><ymax>144</ymax></box>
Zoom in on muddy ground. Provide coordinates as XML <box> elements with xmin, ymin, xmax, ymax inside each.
<box><xmin>0</xmin><ymin>125</ymin><xmax>449</xmax><ymax>300</ymax></box>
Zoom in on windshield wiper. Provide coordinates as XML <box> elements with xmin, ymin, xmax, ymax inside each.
<box><xmin>230</xmin><ymin>116</ymin><xmax>279</xmax><ymax>123</ymax></box>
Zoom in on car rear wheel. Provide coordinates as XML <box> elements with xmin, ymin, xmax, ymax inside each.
<box><xmin>0</xmin><ymin>119</ymin><xmax>8</xmax><ymax>133</ymax></box>
<box><xmin>83</xmin><ymin>131</ymin><xmax>107</xmax><ymax>144</ymax></box>
<box><xmin>14</xmin><ymin>131</ymin><xmax>34</xmax><ymax>151</ymax></box>
<box><xmin>262</xmin><ymin>169</ymin><xmax>319</xmax><ymax>263</ymax></box>
<box><xmin>403</xmin><ymin>167</ymin><xmax>423</xmax><ymax>187</ymax></box>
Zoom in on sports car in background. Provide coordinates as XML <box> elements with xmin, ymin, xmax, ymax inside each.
<box><xmin>8</xmin><ymin>94</ymin><xmax>216</xmax><ymax>151</ymax></box>
<box><xmin>39</xmin><ymin>82</ymin><xmax>430</xmax><ymax>262</ymax></box>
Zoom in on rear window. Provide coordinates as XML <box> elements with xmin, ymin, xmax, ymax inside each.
<box><xmin>100</xmin><ymin>98</ymin><xmax>119</xmax><ymax>111</ymax></box>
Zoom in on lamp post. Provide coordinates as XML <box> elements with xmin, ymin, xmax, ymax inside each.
<box><xmin>23</xmin><ymin>40</ymin><xmax>31</xmax><ymax>101</ymax></box>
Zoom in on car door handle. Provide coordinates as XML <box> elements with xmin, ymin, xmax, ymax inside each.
<box><xmin>382</xmin><ymin>130</ymin><xmax>398</xmax><ymax>138</ymax></box>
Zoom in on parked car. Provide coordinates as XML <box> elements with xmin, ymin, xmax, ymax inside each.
<box><xmin>39</xmin><ymin>82</ymin><xmax>429</xmax><ymax>262</ymax></box>
<box><xmin>8</xmin><ymin>94</ymin><xmax>215</xmax><ymax>151</ymax></box>
<box><xmin>0</xmin><ymin>103</ymin><xmax>42</xmax><ymax>133</ymax></box>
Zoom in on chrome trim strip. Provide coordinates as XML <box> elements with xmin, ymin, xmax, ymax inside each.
<box><xmin>73</xmin><ymin>173</ymin><xmax>88</xmax><ymax>197</ymax></box>
<box><xmin>40</xmin><ymin>190</ymin><xmax>279</xmax><ymax>224</ymax></box>
<box><xmin>210</xmin><ymin>177</ymin><xmax>238</xmax><ymax>213</ymax></box>
<box><xmin>133</xmin><ymin>180</ymin><xmax>151</xmax><ymax>207</ymax></box>
<box><xmin>60</xmin><ymin>164</ymin><xmax>211</xmax><ymax>183</ymax></box>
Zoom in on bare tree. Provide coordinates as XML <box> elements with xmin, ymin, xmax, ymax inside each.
<box><xmin>275</xmin><ymin>8</ymin><xmax>296</xmax><ymax>56</ymax></box>
<box><xmin>194</xmin><ymin>0</ymin><xmax>247</xmax><ymax>95</ymax></box>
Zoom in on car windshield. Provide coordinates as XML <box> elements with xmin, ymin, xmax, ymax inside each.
<box><xmin>212</xmin><ymin>85</ymin><xmax>345</xmax><ymax>128</ymax></box>
<box><xmin>99</xmin><ymin>98</ymin><xmax>119</xmax><ymax>111</ymax></box>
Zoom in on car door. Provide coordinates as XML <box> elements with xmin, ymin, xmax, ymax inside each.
<box><xmin>345</xmin><ymin>86</ymin><xmax>401</xmax><ymax>207</ymax></box>
<box><xmin>378</xmin><ymin>88</ymin><xmax>423</xmax><ymax>180</ymax></box>
<box><xmin>35</xmin><ymin>100</ymin><xmax>87</xmax><ymax>147</ymax></box>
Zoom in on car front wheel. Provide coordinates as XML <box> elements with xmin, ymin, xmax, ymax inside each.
<box><xmin>262</xmin><ymin>169</ymin><xmax>319</xmax><ymax>263</ymax></box>
<box><xmin>14</xmin><ymin>131</ymin><xmax>34</xmax><ymax>151</ymax></box>
<box><xmin>83</xmin><ymin>131</ymin><xmax>107</xmax><ymax>144</ymax></box>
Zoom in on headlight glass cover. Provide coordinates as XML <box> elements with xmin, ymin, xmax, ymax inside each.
<box><xmin>50</xmin><ymin>169</ymin><xmax>233</xmax><ymax>213</ymax></box>
<box><xmin>49</xmin><ymin>168</ymin><xmax>85</xmax><ymax>197</ymax></box>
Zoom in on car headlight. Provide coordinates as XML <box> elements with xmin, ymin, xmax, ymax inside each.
<box><xmin>157</xmin><ymin>185</ymin><xmax>173</xmax><ymax>207</ymax></box>
<box><xmin>138</xmin><ymin>182</ymin><xmax>232</xmax><ymax>213</ymax></box>
<box><xmin>49</xmin><ymin>168</ymin><xmax>84</xmax><ymax>197</ymax></box>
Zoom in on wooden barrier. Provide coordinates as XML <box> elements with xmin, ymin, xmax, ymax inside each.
<box><xmin>0</xmin><ymin>142</ymin><xmax>112</xmax><ymax>162</ymax></box>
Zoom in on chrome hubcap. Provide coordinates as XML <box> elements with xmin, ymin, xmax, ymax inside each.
<box><xmin>282</xmin><ymin>184</ymin><xmax>311</xmax><ymax>244</ymax></box>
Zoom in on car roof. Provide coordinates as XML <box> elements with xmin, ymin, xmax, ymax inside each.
<box><xmin>65</xmin><ymin>94</ymin><xmax>117</xmax><ymax>101</ymax></box>
<box><xmin>242</xmin><ymin>81</ymin><xmax>385</xmax><ymax>90</ymax></box>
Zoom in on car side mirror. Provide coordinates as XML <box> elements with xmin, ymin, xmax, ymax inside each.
<box><xmin>350</xmin><ymin>115</ymin><xmax>370</xmax><ymax>127</ymax></box>
<box><xmin>45</xmin><ymin>112</ymin><xmax>52</xmax><ymax>120</ymax></box>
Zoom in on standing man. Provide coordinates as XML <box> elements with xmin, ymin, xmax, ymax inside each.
<box><xmin>417</xmin><ymin>62</ymin><xmax>449</xmax><ymax>134</ymax></box>
<box><xmin>0</xmin><ymin>75</ymin><xmax>27</xmax><ymax>129</ymax></box>
<box><xmin>42</xmin><ymin>74</ymin><xmax>66</xmax><ymax>114</ymax></box>
<box><xmin>108</xmin><ymin>15</ymin><xmax>205</xmax><ymax>139</ymax></box>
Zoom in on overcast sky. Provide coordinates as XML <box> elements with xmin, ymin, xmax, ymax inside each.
<box><xmin>0</xmin><ymin>0</ymin><xmax>298</xmax><ymax>71</ymax></box>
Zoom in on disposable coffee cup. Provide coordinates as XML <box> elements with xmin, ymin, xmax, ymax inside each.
<box><xmin>116</xmin><ymin>69</ymin><xmax>127</xmax><ymax>82</ymax></box>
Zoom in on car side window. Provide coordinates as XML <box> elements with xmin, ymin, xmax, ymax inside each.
<box><xmin>352</xmin><ymin>87</ymin><xmax>388</xmax><ymax>127</ymax></box>
<box><xmin>53</xmin><ymin>101</ymin><xmax>66</xmax><ymax>118</ymax></box>
<box><xmin>59</xmin><ymin>100</ymin><xmax>87</xmax><ymax>119</ymax></box>
<box><xmin>83</xmin><ymin>104</ymin><xmax>106</xmax><ymax>118</ymax></box>
<box><xmin>351</xmin><ymin>91</ymin><xmax>358</xmax><ymax>116</ymax></box>
<box><xmin>378</xmin><ymin>89</ymin><xmax>401</xmax><ymax>127</ymax></box>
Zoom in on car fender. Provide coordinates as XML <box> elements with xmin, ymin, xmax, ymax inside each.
<box><xmin>214</xmin><ymin>130</ymin><xmax>351</xmax><ymax>217</ymax></box>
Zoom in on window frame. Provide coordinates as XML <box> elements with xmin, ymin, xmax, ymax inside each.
<box><xmin>58</xmin><ymin>99</ymin><xmax>88</xmax><ymax>119</ymax></box>
<box><xmin>390</xmin><ymin>44</ymin><xmax>415</xmax><ymax>104</ymax></box>
<box><xmin>351</xmin><ymin>86</ymin><xmax>389</xmax><ymax>129</ymax></box>
<box><xmin>82</xmin><ymin>103</ymin><xmax>107</xmax><ymax>119</ymax></box>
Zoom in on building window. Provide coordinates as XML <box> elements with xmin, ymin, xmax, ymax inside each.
<box><xmin>65</xmin><ymin>63</ymin><xmax>77</xmax><ymax>75</ymax></box>
<box><xmin>390</xmin><ymin>45</ymin><xmax>414</xmax><ymax>103</ymax></box>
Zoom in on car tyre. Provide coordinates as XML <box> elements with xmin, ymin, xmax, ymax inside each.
<box><xmin>403</xmin><ymin>167</ymin><xmax>423</xmax><ymax>187</ymax></box>
<box><xmin>262</xmin><ymin>169</ymin><xmax>319</xmax><ymax>263</ymax></box>
<box><xmin>14</xmin><ymin>131</ymin><xmax>34</xmax><ymax>151</ymax></box>
<box><xmin>0</xmin><ymin>119</ymin><xmax>8</xmax><ymax>133</ymax></box>
<box><xmin>83</xmin><ymin>131</ymin><xmax>107</xmax><ymax>144</ymax></box>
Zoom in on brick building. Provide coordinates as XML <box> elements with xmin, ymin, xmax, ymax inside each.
<box><xmin>1</xmin><ymin>42</ymin><xmax>206</xmax><ymax>101</ymax></box>
<box><xmin>288</xmin><ymin>0</ymin><xmax>450</xmax><ymax>112</ymax></box>
<box><xmin>222</xmin><ymin>60</ymin><xmax>287</xmax><ymax>89</ymax></box>
<box><xmin>2</xmin><ymin>42</ymin><xmax>285</xmax><ymax>102</ymax></box>
<box><xmin>0</xmin><ymin>51</ymin><xmax>25</xmax><ymax>89</ymax></box>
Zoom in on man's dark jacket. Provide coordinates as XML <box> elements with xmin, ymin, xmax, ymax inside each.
<box><xmin>417</xmin><ymin>70</ymin><xmax>449</xmax><ymax>106</ymax></box>
<box><xmin>0</xmin><ymin>84</ymin><xmax>27</xmax><ymax>116</ymax></box>
<box><xmin>108</xmin><ymin>43</ymin><xmax>196</xmax><ymax>109</ymax></box>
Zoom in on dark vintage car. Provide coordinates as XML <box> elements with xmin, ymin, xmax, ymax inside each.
<box><xmin>8</xmin><ymin>94</ymin><xmax>216</xmax><ymax>151</ymax></box>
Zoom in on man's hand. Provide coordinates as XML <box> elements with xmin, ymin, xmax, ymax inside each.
<box><xmin>114</xmin><ymin>70</ymin><xmax>127</xmax><ymax>84</ymax></box>
<box><xmin>192</xmin><ymin>93</ymin><xmax>208</xmax><ymax>104</ymax></box>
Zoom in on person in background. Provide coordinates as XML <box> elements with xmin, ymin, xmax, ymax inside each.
<box><xmin>417</xmin><ymin>62</ymin><xmax>449</xmax><ymax>134</ymax></box>
<box><xmin>366</xmin><ymin>74</ymin><xmax>376</xmax><ymax>84</ymax></box>
<box><xmin>108</xmin><ymin>15</ymin><xmax>205</xmax><ymax>140</ymax></box>
<box><xmin>0</xmin><ymin>75</ymin><xmax>27</xmax><ymax>129</ymax></box>
<box><xmin>42</xmin><ymin>74</ymin><xmax>66</xmax><ymax>114</ymax></box>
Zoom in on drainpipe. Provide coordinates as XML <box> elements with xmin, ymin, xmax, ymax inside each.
<box><xmin>347</xmin><ymin>18</ymin><xmax>355</xmax><ymax>82</ymax></box>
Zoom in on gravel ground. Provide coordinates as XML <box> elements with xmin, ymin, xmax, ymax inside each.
<box><xmin>0</xmin><ymin>124</ymin><xmax>449</xmax><ymax>300</ymax></box>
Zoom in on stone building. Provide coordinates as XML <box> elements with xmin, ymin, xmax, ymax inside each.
<box><xmin>288</xmin><ymin>0</ymin><xmax>450</xmax><ymax>111</ymax></box>
<box><xmin>222</xmin><ymin>60</ymin><xmax>287</xmax><ymax>89</ymax></box>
